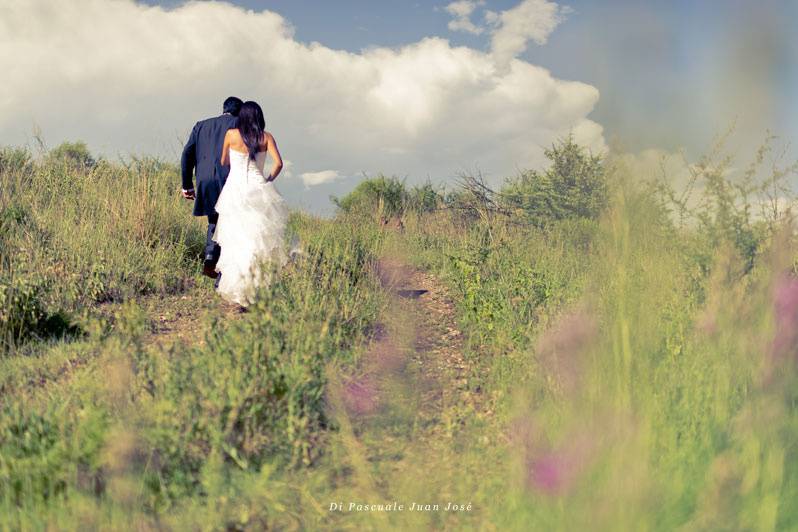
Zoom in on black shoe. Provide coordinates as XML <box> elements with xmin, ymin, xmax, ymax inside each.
<box><xmin>203</xmin><ymin>259</ymin><xmax>218</xmax><ymax>279</ymax></box>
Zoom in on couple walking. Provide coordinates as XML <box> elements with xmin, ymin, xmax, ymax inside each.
<box><xmin>180</xmin><ymin>96</ymin><xmax>288</xmax><ymax>308</ymax></box>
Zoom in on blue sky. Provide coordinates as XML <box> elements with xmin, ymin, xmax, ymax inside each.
<box><xmin>3</xmin><ymin>0</ymin><xmax>796</xmax><ymax>214</ymax></box>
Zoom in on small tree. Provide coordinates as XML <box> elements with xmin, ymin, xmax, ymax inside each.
<box><xmin>331</xmin><ymin>175</ymin><xmax>408</xmax><ymax>219</ymax></box>
<box><xmin>48</xmin><ymin>141</ymin><xmax>96</xmax><ymax>168</ymax></box>
<box><xmin>500</xmin><ymin>135</ymin><xmax>608</xmax><ymax>226</ymax></box>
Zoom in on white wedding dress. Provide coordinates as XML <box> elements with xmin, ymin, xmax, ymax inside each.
<box><xmin>213</xmin><ymin>148</ymin><xmax>289</xmax><ymax>306</ymax></box>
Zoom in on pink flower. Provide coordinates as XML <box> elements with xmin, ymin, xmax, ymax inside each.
<box><xmin>770</xmin><ymin>273</ymin><xmax>798</xmax><ymax>364</ymax></box>
<box><xmin>510</xmin><ymin>413</ymin><xmax>604</xmax><ymax>496</ymax></box>
<box><xmin>527</xmin><ymin>437</ymin><xmax>592</xmax><ymax>496</ymax></box>
<box><xmin>342</xmin><ymin>375</ymin><xmax>379</xmax><ymax>416</ymax></box>
<box><xmin>530</xmin><ymin>453</ymin><xmax>567</xmax><ymax>493</ymax></box>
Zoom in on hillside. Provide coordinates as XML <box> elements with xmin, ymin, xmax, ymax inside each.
<box><xmin>2</xmin><ymin>138</ymin><xmax>798</xmax><ymax>530</ymax></box>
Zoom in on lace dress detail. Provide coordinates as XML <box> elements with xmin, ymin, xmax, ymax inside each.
<box><xmin>213</xmin><ymin>149</ymin><xmax>289</xmax><ymax>306</ymax></box>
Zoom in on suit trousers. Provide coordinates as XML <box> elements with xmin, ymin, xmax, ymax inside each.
<box><xmin>206</xmin><ymin>212</ymin><xmax>220</xmax><ymax>263</ymax></box>
<box><xmin>206</xmin><ymin>213</ymin><xmax>223</xmax><ymax>289</ymax></box>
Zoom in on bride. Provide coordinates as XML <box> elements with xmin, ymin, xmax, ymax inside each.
<box><xmin>213</xmin><ymin>100</ymin><xmax>289</xmax><ymax>307</ymax></box>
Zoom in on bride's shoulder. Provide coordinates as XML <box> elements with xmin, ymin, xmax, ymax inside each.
<box><xmin>226</xmin><ymin>129</ymin><xmax>245</xmax><ymax>146</ymax></box>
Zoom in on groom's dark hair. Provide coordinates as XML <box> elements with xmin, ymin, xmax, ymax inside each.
<box><xmin>223</xmin><ymin>96</ymin><xmax>243</xmax><ymax>116</ymax></box>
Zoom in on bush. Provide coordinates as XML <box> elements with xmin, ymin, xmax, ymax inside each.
<box><xmin>0</xmin><ymin>147</ymin><xmax>32</xmax><ymax>175</ymax></box>
<box><xmin>332</xmin><ymin>175</ymin><xmax>408</xmax><ymax>219</ymax></box>
<box><xmin>47</xmin><ymin>141</ymin><xmax>96</xmax><ymax>169</ymax></box>
<box><xmin>333</xmin><ymin>177</ymin><xmax>446</xmax><ymax>222</ymax></box>
<box><xmin>406</xmin><ymin>182</ymin><xmax>444</xmax><ymax>214</ymax></box>
<box><xmin>0</xmin><ymin>273</ymin><xmax>51</xmax><ymax>349</ymax></box>
<box><xmin>651</xmin><ymin>134</ymin><xmax>798</xmax><ymax>275</ymax></box>
<box><xmin>500</xmin><ymin>135</ymin><xmax>608</xmax><ymax>226</ymax></box>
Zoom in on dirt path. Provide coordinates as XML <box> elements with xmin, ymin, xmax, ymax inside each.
<box><xmin>136</xmin><ymin>282</ymin><xmax>243</xmax><ymax>349</ymax></box>
<box><xmin>326</xmin><ymin>252</ymin><xmax>486</xmax><ymax>525</ymax></box>
<box><xmin>337</xmin><ymin>255</ymin><xmax>476</xmax><ymax>420</ymax></box>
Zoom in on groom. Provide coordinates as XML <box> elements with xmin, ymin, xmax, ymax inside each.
<box><xmin>181</xmin><ymin>96</ymin><xmax>243</xmax><ymax>281</ymax></box>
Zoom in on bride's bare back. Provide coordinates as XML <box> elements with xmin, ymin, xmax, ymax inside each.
<box><xmin>221</xmin><ymin>129</ymin><xmax>283</xmax><ymax>182</ymax></box>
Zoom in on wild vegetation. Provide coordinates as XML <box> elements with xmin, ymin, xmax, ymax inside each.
<box><xmin>1</xmin><ymin>135</ymin><xmax>798</xmax><ymax>530</ymax></box>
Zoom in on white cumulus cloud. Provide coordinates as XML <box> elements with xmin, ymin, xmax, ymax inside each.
<box><xmin>446</xmin><ymin>0</ymin><xmax>572</xmax><ymax>70</ymax></box>
<box><xmin>488</xmin><ymin>0</ymin><xmax>573</xmax><ymax>69</ymax></box>
<box><xmin>300</xmin><ymin>170</ymin><xmax>342</xmax><ymax>188</ymax></box>
<box><xmin>445</xmin><ymin>1</ymin><xmax>485</xmax><ymax>35</ymax></box>
<box><xmin>0</xmin><ymin>0</ymin><xmax>604</xmax><ymax>213</ymax></box>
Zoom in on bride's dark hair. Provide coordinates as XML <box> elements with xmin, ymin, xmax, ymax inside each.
<box><xmin>236</xmin><ymin>101</ymin><xmax>266</xmax><ymax>160</ymax></box>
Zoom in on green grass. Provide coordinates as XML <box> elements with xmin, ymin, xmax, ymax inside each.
<box><xmin>1</xmin><ymin>141</ymin><xmax>798</xmax><ymax>530</ymax></box>
<box><xmin>0</xmin><ymin>147</ymin><xmax>205</xmax><ymax>350</ymax></box>
<box><xmin>0</xmin><ymin>213</ymin><xmax>386</xmax><ymax>528</ymax></box>
<box><xmin>386</xmin><ymin>173</ymin><xmax>798</xmax><ymax>531</ymax></box>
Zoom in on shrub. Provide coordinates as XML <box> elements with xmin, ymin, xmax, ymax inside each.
<box><xmin>651</xmin><ymin>134</ymin><xmax>798</xmax><ymax>275</ymax></box>
<box><xmin>500</xmin><ymin>135</ymin><xmax>608</xmax><ymax>226</ymax></box>
<box><xmin>0</xmin><ymin>147</ymin><xmax>32</xmax><ymax>175</ymax></box>
<box><xmin>47</xmin><ymin>141</ymin><xmax>96</xmax><ymax>169</ymax></box>
<box><xmin>332</xmin><ymin>175</ymin><xmax>407</xmax><ymax>219</ymax></box>
<box><xmin>0</xmin><ymin>273</ymin><xmax>51</xmax><ymax>349</ymax></box>
<box><xmin>406</xmin><ymin>182</ymin><xmax>444</xmax><ymax>214</ymax></box>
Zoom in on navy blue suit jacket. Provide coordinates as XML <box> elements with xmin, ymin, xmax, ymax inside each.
<box><xmin>181</xmin><ymin>113</ymin><xmax>238</xmax><ymax>217</ymax></box>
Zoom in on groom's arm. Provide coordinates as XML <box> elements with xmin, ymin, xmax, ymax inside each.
<box><xmin>180</xmin><ymin>123</ymin><xmax>200</xmax><ymax>194</ymax></box>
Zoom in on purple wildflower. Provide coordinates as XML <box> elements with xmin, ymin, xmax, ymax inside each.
<box><xmin>342</xmin><ymin>375</ymin><xmax>379</xmax><ymax>416</ymax></box>
<box><xmin>770</xmin><ymin>273</ymin><xmax>798</xmax><ymax>364</ymax></box>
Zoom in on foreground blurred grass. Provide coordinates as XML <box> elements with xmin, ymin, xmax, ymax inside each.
<box><xmin>2</xmin><ymin>138</ymin><xmax>798</xmax><ymax>530</ymax></box>
<box><xmin>377</xmin><ymin>141</ymin><xmax>798</xmax><ymax>531</ymax></box>
<box><xmin>0</xmin><ymin>144</ymin><xmax>386</xmax><ymax>528</ymax></box>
